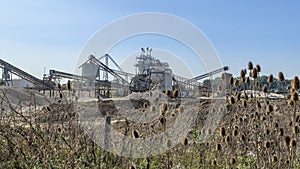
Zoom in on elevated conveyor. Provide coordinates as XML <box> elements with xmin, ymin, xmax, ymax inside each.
<box><xmin>0</xmin><ymin>59</ymin><xmax>54</xmax><ymax>89</ymax></box>
<box><xmin>49</xmin><ymin>69</ymin><xmax>112</xmax><ymax>88</ymax></box>
<box><xmin>184</xmin><ymin>66</ymin><xmax>229</xmax><ymax>84</ymax></box>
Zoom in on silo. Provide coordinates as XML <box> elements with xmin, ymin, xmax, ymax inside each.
<box><xmin>82</xmin><ymin>62</ymin><xmax>99</xmax><ymax>80</ymax></box>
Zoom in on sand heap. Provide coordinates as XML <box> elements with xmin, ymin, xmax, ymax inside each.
<box><xmin>0</xmin><ymin>86</ymin><xmax>53</xmax><ymax>114</ymax></box>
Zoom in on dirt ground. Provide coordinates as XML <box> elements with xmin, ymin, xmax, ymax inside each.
<box><xmin>1</xmin><ymin>86</ymin><xmax>299</xmax><ymax>145</ymax></box>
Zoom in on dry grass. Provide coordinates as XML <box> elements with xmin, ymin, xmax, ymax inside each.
<box><xmin>1</xmin><ymin>62</ymin><xmax>300</xmax><ymax>168</ymax></box>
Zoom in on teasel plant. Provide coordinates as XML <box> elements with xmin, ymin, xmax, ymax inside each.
<box><xmin>245</xmin><ymin>76</ymin><xmax>250</xmax><ymax>100</ymax></box>
<box><xmin>256</xmin><ymin>64</ymin><xmax>261</xmax><ymax>77</ymax></box>
<box><xmin>234</xmin><ymin>79</ymin><xmax>240</xmax><ymax>92</ymax></box>
<box><xmin>278</xmin><ymin>72</ymin><xmax>285</xmax><ymax>99</ymax></box>
<box><xmin>262</xmin><ymin>84</ymin><xmax>268</xmax><ymax>100</ymax></box>
<box><xmin>240</xmin><ymin>69</ymin><xmax>246</xmax><ymax>94</ymax></box>
<box><xmin>252</xmin><ymin>68</ymin><xmax>258</xmax><ymax>100</ymax></box>
<box><xmin>248</xmin><ymin>61</ymin><xmax>254</xmax><ymax>97</ymax></box>
<box><xmin>291</xmin><ymin>91</ymin><xmax>298</xmax><ymax>125</ymax></box>
<box><xmin>256</xmin><ymin>64</ymin><xmax>262</xmax><ymax>92</ymax></box>
<box><xmin>290</xmin><ymin>76</ymin><xmax>299</xmax><ymax>124</ymax></box>
<box><xmin>267</xmin><ymin>74</ymin><xmax>274</xmax><ymax>95</ymax></box>
<box><xmin>229</xmin><ymin>76</ymin><xmax>234</xmax><ymax>96</ymax></box>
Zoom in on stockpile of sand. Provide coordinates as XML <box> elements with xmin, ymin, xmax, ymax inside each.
<box><xmin>0</xmin><ymin>86</ymin><xmax>53</xmax><ymax>114</ymax></box>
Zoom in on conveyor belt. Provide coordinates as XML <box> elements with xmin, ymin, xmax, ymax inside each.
<box><xmin>0</xmin><ymin>59</ymin><xmax>54</xmax><ymax>89</ymax></box>
<box><xmin>185</xmin><ymin>66</ymin><xmax>229</xmax><ymax>83</ymax></box>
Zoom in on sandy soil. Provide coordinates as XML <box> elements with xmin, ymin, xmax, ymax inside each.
<box><xmin>1</xmin><ymin>86</ymin><xmax>298</xmax><ymax>144</ymax></box>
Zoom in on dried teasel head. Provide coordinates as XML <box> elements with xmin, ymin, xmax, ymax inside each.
<box><xmin>274</xmin><ymin>122</ymin><xmax>279</xmax><ymax>128</ymax></box>
<box><xmin>234</xmin><ymin>79</ymin><xmax>239</xmax><ymax>87</ymax></box>
<box><xmin>284</xmin><ymin>135</ymin><xmax>291</xmax><ymax>148</ymax></box>
<box><xmin>230</xmin><ymin>157</ymin><xmax>236</xmax><ymax>165</ymax></box>
<box><xmin>211</xmin><ymin>159</ymin><xmax>217</xmax><ymax>166</ymax></box>
<box><xmin>216</xmin><ymin>143</ymin><xmax>222</xmax><ymax>151</ymax></box>
<box><xmin>232</xmin><ymin>129</ymin><xmax>239</xmax><ymax>137</ymax></box>
<box><xmin>245</xmin><ymin>77</ymin><xmax>250</xmax><ymax>84</ymax></box>
<box><xmin>256</xmin><ymin>64</ymin><xmax>261</xmax><ymax>73</ymax></box>
<box><xmin>242</xmin><ymin>99</ymin><xmax>247</xmax><ymax>108</ymax></box>
<box><xmin>225</xmin><ymin>135</ymin><xmax>231</xmax><ymax>145</ymax></box>
<box><xmin>240</xmin><ymin>134</ymin><xmax>246</xmax><ymax>143</ymax></box>
<box><xmin>129</xmin><ymin>165</ymin><xmax>136</xmax><ymax>169</ymax></box>
<box><xmin>160</xmin><ymin>117</ymin><xmax>166</xmax><ymax>125</ymax></box>
<box><xmin>219</xmin><ymin>127</ymin><xmax>226</xmax><ymax>137</ymax></box>
<box><xmin>229</xmin><ymin>96</ymin><xmax>235</xmax><ymax>104</ymax></box>
<box><xmin>132</xmin><ymin>130</ymin><xmax>140</xmax><ymax>139</ymax></box>
<box><xmin>292</xmin><ymin>76</ymin><xmax>300</xmax><ymax>90</ymax></box>
<box><xmin>243</xmin><ymin>69</ymin><xmax>247</xmax><ymax>75</ymax></box>
<box><xmin>240</xmin><ymin>69</ymin><xmax>246</xmax><ymax>78</ymax></box>
<box><xmin>279</xmin><ymin>128</ymin><xmax>284</xmax><ymax>136</ymax></box>
<box><xmin>265</xmin><ymin>141</ymin><xmax>271</xmax><ymax>149</ymax></box>
<box><xmin>67</xmin><ymin>80</ymin><xmax>71</xmax><ymax>90</ymax></box>
<box><xmin>173</xmin><ymin>89</ymin><xmax>180</xmax><ymax>98</ymax></box>
<box><xmin>236</xmin><ymin>92</ymin><xmax>241</xmax><ymax>101</ymax></box>
<box><xmin>289</xmin><ymin>120</ymin><xmax>293</xmax><ymax>126</ymax></box>
<box><xmin>250</xmin><ymin>93</ymin><xmax>254</xmax><ymax>99</ymax></box>
<box><xmin>229</xmin><ymin>76</ymin><xmax>234</xmax><ymax>85</ymax></box>
<box><xmin>278</xmin><ymin>72</ymin><xmax>285</xmax><ymax>82</ymax></box>
<box><xmin>292</xmin><ymin>126</ymin><xmax>299</xmax><ymax>134</ymax></box>
<box><xmin>267</xmin><ymin>74</ymin><xmax>274</xmax><ymax>83</ymax></box>
<box><xmin>241</xmin><ymin>77</ymin><xmax>246</xmax><ymax>83</ymax></box>
<box><xmin>262</xmin><ymin>85</ymin><xmax>268</xmax><ymax>93</ymax></box>
<box><xmin>255</xmin><ymin>81</ymin><xmax>260</xmax><ymax>87</ymax></box>
<box><xmin>248</xmin><ymin>61</ymin><xmax>253</xmax><ymax>70</ymax></box>
<box><xmin>143</xmin><ymin>102</ymin><xmax>149</xmax><ymax>108</ymax></box>
<box><xmin>290</xmin><ymin>139</ymin><xmax>297</xmax><ymax>148</ymax></box>
<box><xmin>252</xmin><ymin>68</ymin><xmax>258</xmax><ymax>79</ymax></box>
<box><xmin>272</xmin><ymin>155</ymin><xmax>278</xmax><ymax>163</ymax></box>
<box><xmin>182</xmin><ymin>137</ymin><xmax>188</xmax><ymax>146</ymax></box>
<box><xmin>165</xmin><ymin>89</ymin><xmax>171</xmax><ymax>96</ymax></box>
<box><xmin>57</xmin><ymin>83</ymin><xmax>62</xmax><ymax>89</ymax></box>
<box><xmin>266</xmin><ymin>104</ymin><xmax>273</xmax><ymax>113</ymax></box>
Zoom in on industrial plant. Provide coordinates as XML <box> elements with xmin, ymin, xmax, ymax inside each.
<box><xmin>0</xmin><ymin>48</ymin><xmax>229</xmax><ymax>98</ymax></box>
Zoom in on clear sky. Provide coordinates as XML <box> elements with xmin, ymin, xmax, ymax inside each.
<box><xmin>0</xmin><ymin>0</ymin><xmax>300</xmax><ymax>79</ymax></box>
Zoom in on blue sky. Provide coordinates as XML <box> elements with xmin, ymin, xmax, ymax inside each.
<box><xmin>0</xmin><ymin>0</ymin><xmax>300</xmax><ymax>79</ymax></box>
